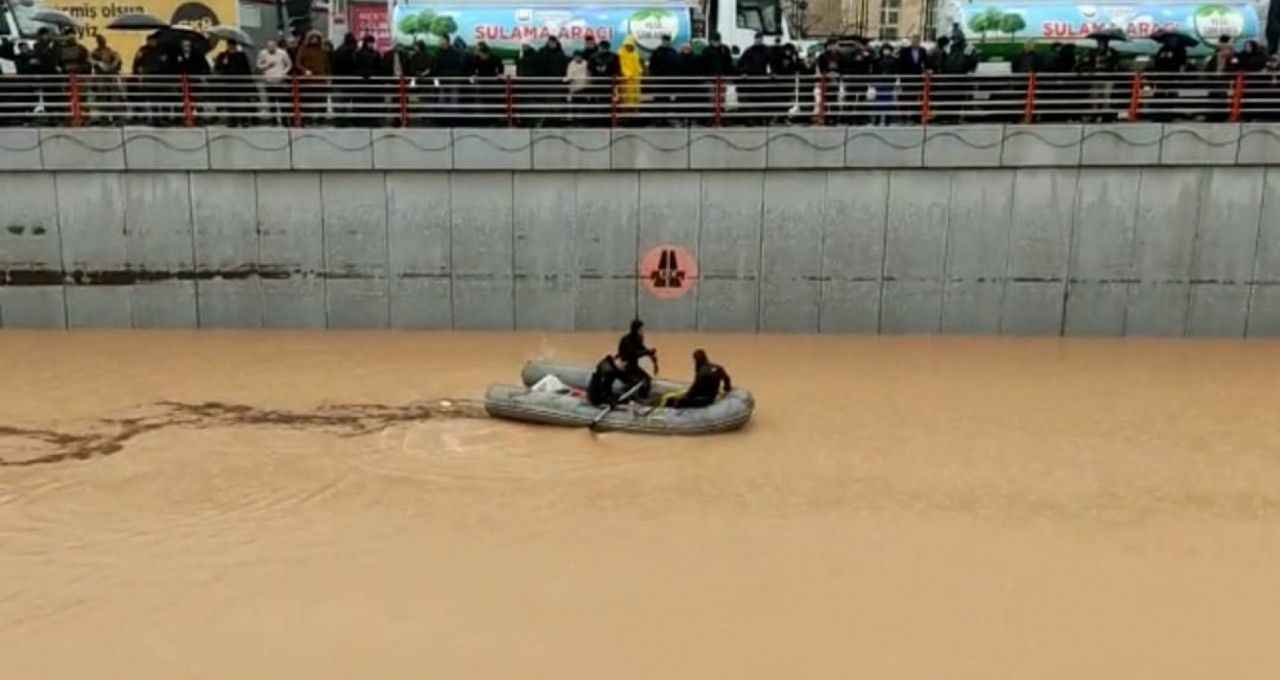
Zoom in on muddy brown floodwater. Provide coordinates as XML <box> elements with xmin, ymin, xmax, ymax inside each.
<box><xmin>2</xmin><ymin>331</ymin><xmax>1280</xmax><ymax>679</ymax></box>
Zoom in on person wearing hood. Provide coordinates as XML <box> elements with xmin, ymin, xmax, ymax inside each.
<box><xmin>349</xmin><ymin>35</ymin><xmax>382</xmax><ymax>126</ymax></box>
<box><xmin>296</xmin><ymin>31</ymin><xmax>331</xmax><ymax>125</ymax></box>
<box><xmin>330</xmin><ymin>33</ymin><xmax>358</xmax><ymax>126</ymax></box>
<box><xmin>564</xmin><ymin>50</ymin><xmax>591</xmax><ymax>122</ymax></box>
<box><xmin>618</xmin><ymin>35</ymin><xmax>644</xmax><ymax>114</ymax></box>
<box><xmin>431</xmin><ymin>35</ymin><xmax>467</xmax><ymax>126</ymax></box>
<box><xmin>586</xmin><ymin>39</ymin><xmax>620</xmax><ymax>124</ymax></box>
<box><xmin>700</xmin><ymin>31</ymin><xmax>735</xmax><ymax>76</ymax></box>
<box><xmin>737</xmin><ymin>32</ymin><xmax>771</xmax><ymax>123</ymax></box>
<box><xmin>539</xmin><ymin>36</ymin><xmax>570</xmax><ymax>77</ymax></box>
<box><xmin>469</xmin><ymin>42</ymin><xmax>503</xmax><ymax>125</ymax></box>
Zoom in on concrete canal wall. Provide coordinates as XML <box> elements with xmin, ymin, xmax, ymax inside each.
<box><xmin>2</xmin><ymin>124</ymin><xmax>1280</xmax><ymax>335</ymax></box>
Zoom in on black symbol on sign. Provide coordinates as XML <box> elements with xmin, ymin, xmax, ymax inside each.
<box><xmin>652</xmin><ymin>249</ymin><xmax>686</xmax><ymax>289</ymax></box>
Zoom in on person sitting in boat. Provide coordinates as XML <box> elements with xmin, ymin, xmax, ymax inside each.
<box><xmin>587</xmin><ymin>354</ymin><xmax>628</xmax><ymax>407</ymax></box>
<box><xmin>666</xmin><ymin>349</ymin><xmax>732</xmax><ymax>409</ymax></box>
<box><xmin>617</xmin><ymin>319</ymin><xmax>658</xmax><ymax>399</ymax></box>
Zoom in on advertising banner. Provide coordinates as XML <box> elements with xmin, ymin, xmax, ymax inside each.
<box><xmin>390</xmin><ymin>4</ymin><xmax>693</xmax><ymax>56</ymax></box>
<box><xmin>36</xmin><ymin>0</ymin><xmax>239</xmax><ymax>67</ymax></box>
<box><xmin>350</xmin><ymin>2</ymin><xmax>392</xmax><ymax>51</ymax></box>
<box><xmin>942</xmin><ymin>1</ymin><xmax>1263</xmax><ymax>53</ymax></box>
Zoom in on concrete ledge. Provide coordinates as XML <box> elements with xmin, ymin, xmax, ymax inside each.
<box><xmin>1238</xmin><ymin>124</ymin><xmax>1280</xmax><ymax>165</ymax></box>
<box><xmin>290</xmin><ymin>128</ymin><xmax>373</xmax><ymax>169</ymax></box>
<box><xmin>123</xmin><ymin>127</ymin><xmax>209</xmax><ymax>170</ymax></box>
<box><xmin>0</xmin><ymin>129</ymin><xmax>43</xmax><ymax>170</ymax></box>
<box><xmin>765</xmin><ymin>127</ymin><xmax>845</xmax><ymax>168</ymax></box>
<box><xmin>1160</xmin><ymin>123</ymin><xmax>1240</xmax><ymax>165</ymax></box>
<box><xmin>1001</xmin><ymin>124</ymin><xmax>1083</xmax><ymax>167</ymax></box>
<box><xmin>372</xmin><ymin>129</ymin><xmax>453</xmax><ymax>169</ymax></box>
<box><xmin>39</xmin><ymin>128</ymin><xmax>125</xmax><ymax>170</ymax></box>
<box><xmin>532</xmin><ymin>129</ymin><xmax>611</xmax><ymax>170</ymax></box>
<box><xmin>453</xmin><ymin>128</ymin><xmax>532</xmax><ymax>170</ymax></box>
<box><xmin>611</xmin><ymin>128</ymin><xmax>690</xmax><ymax>169</ymax></box>
<box><xmin>845</xmin><ymin>126</ymin><xmax>923</xmax><ymax>168</ymax></box>
<box><xmin>208</xmin><ymin>127</ymin><xmax>292</xmax><ymax>170</ymax></box>
<box><xmin>1081</xmin><ymin>123</ymin><xmax>1161</xmax><ymax>165</ymax></box>
<box><xmin>924</xmin><ymin>126</ymin><xmax>1003</xmax><ymax>167</ymax></box>
<box><xmin>690</xmin><ymin>128</ymin><xmax>767</xmax><ymax>169</ymax></box>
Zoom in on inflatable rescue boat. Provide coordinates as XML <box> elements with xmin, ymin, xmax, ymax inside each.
<box><xmin>483</xmin><ymin>361</ymin><xmax>754</xmax><ymax>435</ymax></box>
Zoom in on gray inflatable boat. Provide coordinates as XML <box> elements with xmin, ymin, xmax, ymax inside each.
<box><xmin>483</xmin><ymin>361</ymin><xmax>754</xmax><ymax>435</ymax></box>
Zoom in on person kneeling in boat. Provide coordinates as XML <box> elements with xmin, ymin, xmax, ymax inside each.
<box><xmin>617</xmin><ymin>319</ymin><xmax>658</xmax><ymax>399</ymax></box>
<box><xmin>588</xmin><ymin>354</ymin><xmax>629</xmax><ymax>408</ymax></box>
<box><xmin>665</xmin><ymin>349</ymin><xmax>732</xmax><ymax>409</ymax></box>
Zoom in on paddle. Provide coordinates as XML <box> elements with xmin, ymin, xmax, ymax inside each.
<box><xmin>590</xmin><ymin>381</ymin><xmax>645</xmax><ymax>431</ymax></box>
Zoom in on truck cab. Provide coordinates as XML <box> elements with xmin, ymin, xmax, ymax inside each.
<box><xmin>0</xmin><ymin>0</ymin><xmax>35</xmax><ymax>74</ymax></box>
<box><xmin>701</xmin><ymin>0</ymin><xmax>795</xmax><ymax>50</ymax></box>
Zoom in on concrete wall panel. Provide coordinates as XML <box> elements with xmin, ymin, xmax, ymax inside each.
<box><xmin>1247</xmin><ymin>169</ymin><xmax>1280</xmax><ymax>335</ymax></box>
<box><xmin>943</xmin><ymin>170</ymin><xmax>1013</xmax><ymax>334</ymax></box>
<box><xmin>1186</xmin><ymin>285</ymin><xmax>1249</xmax><ymax>337</ymax></box>
<box><xmin>697</xmin><ymin>171</ymin><xmax>762</xmax><ymax>331</ymax></box>
<box><xmin>453</xmin><ymin>129</ymin><xmax>532</xmax><ymax>170</ymax></box>
<box><xmin>575</xmin><ymin>173</ymin><xmax>638</xmax><ymax>331</ymax></box>
<box><xmin>56</xmin><ymin>173</ymin><xmax>131</xmax><ymax>328</ymax></box>
<box><xmin>1081</xmin><ymin>124</ymin><xmax>1161</xmax><ymax>165</ymax></box>
<box><xmin>882</xmin><ymin>170</ymin><xmax>948</xmax><ymax>332</ymax></box>
<box><xmin>387</xmin><ymin>173</ymin><xmax>452</xmax><ymax>329</ymax></box>
<box><xmin>1001</xmin><ymin>125</ymin><xmax>1082</xmax><ymax>167</ymax></box>
<box><xmin>1247</xmin><ymin>287</ymin><xmax>1280</xmax><ymax>336</ymax></box>
<box><xmin>612</xmin><ymin>129</ymin><xmax>690</xmax><ymax>170</ymax></box>
<box><xmin>1066</xmin><ymin>169</ymin><xmax>1139</xmax><ymax>332</ymax></box>
<box><xmin>192</xmin><ymin>173</ymin><xmax>261</xmax><ymax>328</ymax></box>
<box><xmin>1194</xmin><ymin>167</ymin><xmax>1264</xmax><ymax>283</ymax></box>
<box><xmin>638</xmin><ymin>172</ymin><xmax>700</xmax><ymax>330</ymax></box>
<box><xmin>1161</xmin><ymin>123</ymin><xmax>1239</xmax><ymax>165</ymax></box>
<box><xmin>1063</xmin><ymin>283</ymin><xmax>1128</xmax><ymax>336</ymax></box>
<box><xmin>123</xmin><ymin>127</ymin><xmax>209</xmax><ymax>170</ymax></box>
<box><xmin>125</xmin><ymin>173</ymin><xmax>197</xmax><ymax>327</ymax></box>
<box><xmin>924</xmin><ymin>126</ymin><xmax>1003</xmax><ymax>168</ymax></box>
<box><xmin>760</xmin><ymin>171</ymin><xmax>824</xmax><ymax>332</ymax></box>
<box><xmin>0</xmin><ymin>129</ymin><xmax>42</xmax><ymax>170</ymax></box>
<box><xmin>451</xmin><ymin>172</ymin><xmax>514</xmax><ymax>329</ymax></box>
<box><xmin>514</xmin><ymin>173</ymin><xmax>577</xmax><ymax>330</ymax></box>
<box><xmin>821</xmin><ymin>170</ymin><xmax>887</xmax><ymax>333</ymax></box>
<box><xmin>690</xmin><ymin>129</ymin><xmax>767</xmax><ymax>169</ymax></box>
<box><xmin>766</xmin><ymin>128</ymin><xmax>845</xmax><ymax>168</ymax></box>
<box><xmin>372</xmin><ymin>129</ymin><xmax>453</xmax><ymax>170</ymax></box>
<box><xmin>1237</xmin><ymin>124</ymin><xmax>1280</xmax><ymax>165</ymax></box>
<box><xmin>845</xmin><ymin>127</ymin><xmax>923</xmax><ymax>168</ymax></box>
<box><xmin>1000</xmin><ymin>282</ymin><xmax>1063</xmax><ymax>335</ymax></box>
<box><xmin>0</xmin><ymin>287</ymin><xmax>64</xmax><ymax>328</ymax></box>
<box><xmin>208</xmin><ymin>128</ymin><xmax>292</xmax><ymax>170</ymax></box>
<box><xmin>322</xmin><ymin>172</ymin><xmax>389</xmax><ymax>328</ymax></box>
<box><xmin>290</xmin><ymin>128</ymin><xmax>373</xmax><ymax>170</ymax></box>
<box><xmin>257</xmin><ymin>173</ymin><xmax>326</xmax><ymax>328</ymax></box>
<box><xmin>40</xmin><ymin>128</ymin><xmax>125</xmax><ymax>170</ymax></box>
<box><xmin>943</xmin><ymin>282</ymin><xmax>1004</xmax><ymax>334</ymax></box>
<box><xmin>532</xmin><ymin>129</ymin><xmax>611</xmax><ymax>170</ymax></box>
<box><xmin>0</xmin><ymin>174</ymin><xmax>61</xmax><ymax>274</ymax></box>
<box><xmin>1124</xmin><ymin>168</ymin><xmax>1200</xmax><ymax>335</ymax></box>
<box><xmin>1008</xmin><ymin>169</ymin><xmax>1076</xmax><ymax>279</ymax></box>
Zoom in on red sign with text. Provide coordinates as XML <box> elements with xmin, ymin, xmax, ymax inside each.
<box><xmin>349</xmin><ymin>3</ymin><xmax>392</xmax><ymax>52</ymax></box>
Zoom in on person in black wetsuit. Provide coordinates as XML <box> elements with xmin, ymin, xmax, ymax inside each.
<box><xmin>616</xmin><ymin>319</ymin><xmax>657</xmax><ymax>399</ymax></box>
<box><xmin>672</xmin><ymin>349</ymin><xmax>732</xmax><ymax>409</ymax></box>
<box><xmin>587</xmin><ymin>354</ymin><xmax>627</xmax><ymax>407</ymax></box>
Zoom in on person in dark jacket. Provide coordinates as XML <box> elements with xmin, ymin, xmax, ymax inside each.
<box><xmin>669</xmin><ymin>349</ymin><xmax>732</xmax><ymax>409</ymax></box>
<box><xmin>350</xmin><ymin>35</ymin><xmax>383</xmax><ymax>126</ymax></box>
<box><xmin>470</xmin><ymin>42</ymin><xmax>503</xmax><ymax>124</ymax></box>
<box><xmin>432</xmin><ymin>35</ymin><xmax>467</xmax><ymax>125</ymax></box>
<box><xmin>0</xmin><ymin>38</ymin><xmax>47</xmax><ymax>124</ymax></box>
<box><xmin>897</xmin><ymin>35</ymin><xmax>929</xmax><ymax>75</ymax></box>
<box><xmin>533</xmin><ymin>36</ymin><xmax>570</xmax><ymax>124</ymax></box>
<box><xmin>700</xmin><ymin>32</ymin><xmax>735</xmax><ymax>76</ymax></box>
<box><xmin>539</xmin><ymin>36</ymin><xmax>570</xmax><ymax>76</ymax></box>
<box><xmin>736</xmin><ymin>32</ymin><xmax>770</xmax><ymax>122</ymax></box>
<box><xmin>588</xmin><ymin>354</ymin><xmax>628</xmax><ymax>407</ymax></box>
<box><xmin>330</xmin><ymin>33</ymin><xmax>358</xmax><ymax>126</ymax></box>
<box><xmin>584</xmin><ymin>39</ymin><xmax>620</xmax><ymax>121</ymax></box>
<box><xmin>1151</xmin><ymin>35</ymin><xmax>1188</xmax><ymax>72</ymax></box>
<box><xmin>213</xmin><ymin>41</ymin><xmax>252</xmax><ymax>126</ymax></box>
<box><xmin>616</xmin><ymin>319</ymin><xmax>657</xmax><ymax>399</ymax></box>
<box><xmin>647</xmin><ymin>33</ymin><xmax>681</xmax><ymax>120</ymax></box>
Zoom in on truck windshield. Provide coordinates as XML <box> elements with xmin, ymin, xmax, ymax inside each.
<box><xmin>736</xmin><ymin>0</ymin><xmax>781</xmax><ymax>35</ymax></box>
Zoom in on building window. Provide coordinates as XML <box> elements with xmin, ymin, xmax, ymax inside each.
<box><xmin>879</xmin><ymin>0</ymin><xmax>901</xmax><ymax>39</ymax></box>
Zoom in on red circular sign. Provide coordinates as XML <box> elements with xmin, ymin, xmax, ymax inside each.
<box><xmin>640</xmin><ymin>244</ymin><xmax>698</xmax><ymax>300</ymax></box>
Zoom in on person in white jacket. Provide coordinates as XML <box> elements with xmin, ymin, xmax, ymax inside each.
<box><xmin>256</xmin><ymin>40</ymin><xmax>293</xmax><ymax>125</ymax></box>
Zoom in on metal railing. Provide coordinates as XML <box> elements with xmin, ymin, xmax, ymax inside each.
<box><xmin>1</xmin><ymin>73</ymin><xmax>1279</xmax><ymax>127</ymax></box>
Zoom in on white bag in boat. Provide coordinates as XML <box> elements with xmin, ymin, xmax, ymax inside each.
<box><xmin>531</xmin><ymin>374</ymin><xmax>570</xmax><ymax>394</ymax></box>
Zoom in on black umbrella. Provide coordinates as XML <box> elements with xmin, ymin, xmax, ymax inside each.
<box><xmin>31</xmin><ymin>9</ymin><xmax>82</xmax><ymax>30</ymax></box>
<box><xmin>1087</xmin><ymin>29</ymin><xmax>1128</xmax><ymax>44</ymax></box>
<box><xmin>106</xmin><ymin>13</ymin><xmax>170</xmax><ymax>31</ymax></box>
<box><xmin>1149</xmin><ymin>30</ymin><xmax>1199</xmax><ymax>49</ymax></box>
<box><xmin>148</xmin><ymin>26</ymin><xmax>212</xmax><ymax>54</ymax></box>
<box><xmin>207</xmin><ymin>25</ymin><xmax>254</xmax><ymax>47</ymax></box>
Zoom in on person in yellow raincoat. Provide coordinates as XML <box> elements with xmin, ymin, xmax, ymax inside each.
<box><xmin>618</xmin><ymin>35</ymin><xmax>645</xmax><ymax>110</ymax></box>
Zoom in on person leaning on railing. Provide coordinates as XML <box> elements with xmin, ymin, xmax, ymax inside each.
<box><xmin>213</xmin><ymin>42</ymin><xmax>251</xmax><ymax>127</ymax></box>
<box><xmin>296</xmin><ymin>31</ymin><xmax>332</xmax><ymax>126</ymax></box>
<box><xmin>89</xmin><ymin>35</ymin><xmax>122</xmax><ymax>125</ymax></box>
<box><xmin>257</xmin><ymin>40</ymin><xmax>293</xmax><ymax>126</ymax></box>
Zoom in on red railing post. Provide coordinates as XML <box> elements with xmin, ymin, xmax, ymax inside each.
<box><xmin>68</xmin><ymin>73</ymin><xmax>84</xmax><ymax>127</ymax></box>
<box><xmin>815</xmin><ymin>75</ymin><xmax>827</xmax><ymax>125</ymax></box>
<box><xmin>291</xmin><ymin>77</ymin><xmax>302</xmax><ymax>127</ymax></box>
<box><xmin>1127</xmin><ymin>72</ymin><xmax>1144</xmax><ymax>122</ymax></box>
<box><xmin>180</xmin><ymin>74</ymin><xmax>196</xmax><ymax>127</ymax></box>
<box><xmin>713</xmin><ymin>76</ymin><xmax>724</xmax><ymax>127</ymax></box>
<box><xmin>504</xmin><ymin>76</ymin><xmax>515</xmax><ymax>127</ymax></box>
<box><xmin>398</xmin><ymin>76</ymin><xmax>409</xmax><ymax>127</ymax></box>
<box><xmin>1229</xmin><ymin>71</ymin><xmax>1245</xmax><ymax>123</ymax></box>
<box><xmin>921</xmin><ymin>72</ymin><xmax>932</xmax><ymax>126</ymax></box>
<box><xmin>1023</xmin><ymin>71</ymin><xmax>1037</xmax><ymax>124</ymax></box>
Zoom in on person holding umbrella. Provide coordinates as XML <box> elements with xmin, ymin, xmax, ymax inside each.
<box><xmin>213</xmin><ymin>39</ymin><xmax>252</xmax><ymax>126</ymax></box>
